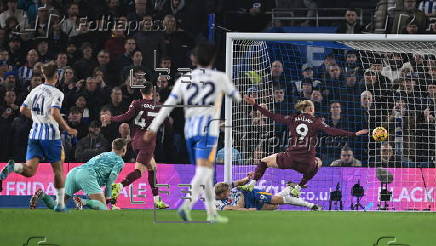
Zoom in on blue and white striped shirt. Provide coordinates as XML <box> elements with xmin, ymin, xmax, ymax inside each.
<box><xmin>18</xmin><ymin>65</ymin><xmax>33</xmax><ymax>87</ymax></box>
<box><xmin>419</xmin><ymin>0</ymin><xmax>436</xmax><ymax>15</ymax></box>
<box><xmin>22</xmin><ymin>84</ymin><xmax>64</xmax><ymax>140</ymax></box>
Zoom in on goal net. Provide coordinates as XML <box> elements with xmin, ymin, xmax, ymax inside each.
<box><xmin>225</xmin><ymin>34</ymin><xmax>436</xmax><ymax>211</ymax></box>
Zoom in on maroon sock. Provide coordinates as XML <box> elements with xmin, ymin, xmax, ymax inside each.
<box><xmin>253</xmin><ymin>162</ymin><xmax>268</xmax><ymax>181</ymax></box>
<box><xmin>299</xmin><ymin>167</ymin><xmax>318</xmax><ymax>187</ymax></box>
<box><xmin>121</xmin><ymin>169</ymin><xmax>142</xmax><ymax>187</ymax></box>
<box><xmin>148</xmin><ymin>170</ymin><xmax>158</xmax><ymax>196</ymax></box>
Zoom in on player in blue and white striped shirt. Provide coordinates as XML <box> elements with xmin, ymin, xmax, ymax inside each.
<box><xmin>0</xmin><ymin>62</ymin><xmax>77</xmax><ymax>212</ymax></box>
<box><xmin>146</xmin><ymin>42</ymin><xmax>241</xmax><ymax>223</ymax></box>
<box><xmin>419</xmin><ymin>0</ymin><xmax>436</xmax><ymax>16</ymax></box>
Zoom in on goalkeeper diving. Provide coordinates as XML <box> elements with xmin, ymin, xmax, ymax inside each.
<box><xmin>215</xmin><ymin>173</ymin><xmax>321</xmax><ymax>211</ymax></box>
<box><xmin>29</xmin><ymin>138</ymin><xmax>128</xmax><ymax>210</ymax></box>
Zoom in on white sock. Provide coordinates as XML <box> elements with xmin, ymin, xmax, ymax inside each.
<box><xmin>276</xmin><ymin>186</ymin><xmax>291</xmax><ymax>197</ymax></box>
<box><xmin>248</xmin><ymin>180</ymin><xmax>256</xmax><ymax>186</ymax></box>
<box><xmin>153</xmin><ymin>196</ymin><xmax>160</xmax><ymax>203</ymax></box>
<box><xmin>14</xmin><ymin>163</ymin><xmax>24</xmax><ymax>173</ymax></box>
<box><xmin>182</xmin><ymin>166</ymin><xmax>212</xmax><ymax>210</ymax></box>
<box><xmin>55</xmin><ymin>188</ymin><xmax>65</xmax><ymax>207</ymax></box>
<box><xmin>203</xmin><ymin>171</ymin><xmax>218</xmax><ymax>218</ymax></box>
<box><xmin>283</xmin><ymin>195</ymin><xmax>313</xmax><ymax>208</ymax></box>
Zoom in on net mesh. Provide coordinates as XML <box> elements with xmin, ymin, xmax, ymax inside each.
<box><xmin>229</xmin><ymin>38</ymin><xmax>436</xmax><ymax>210</ymax></box>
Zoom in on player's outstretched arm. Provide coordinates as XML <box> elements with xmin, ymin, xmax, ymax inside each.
<box><xmin>104</xmin><ymin>161</ymin><xmax>125</xmax><ymax>198</ymax></box>
<box><xmin>318</xmin><ymin>119</ymin><xmax>364</xmax><ymax>137</ymax></box>
<box><xmin>355</xmin><ymin>129</ymin><xmax>369</xmax><ymax>136</ymax></box>
<box><xmin>232</xmin><ymin>172</ymin><xmax>253</xmax><ymax>187</ymax></box>
<box><xmin>244</xmin><ymin>95</ymin><xmax>291</xmax><ymax>124</ymax></box>
<box><xmin>51</xmin><ymin>107</ymin><xmax>77</xmax><ymax>136</ymax></box>
<box><xmin>19</xmin><ymin>105</ymin><xmax>32</xmax><ymax>118</ymax></box>
<box><xmin>110</xmin><ymin>101</ymin><xmax>138</xmax><ymax>123</ymax></box>
<box><xmin>147</xmin><ymin>81</ymin><xmax>182</xmax><ymax>134</ymax></box>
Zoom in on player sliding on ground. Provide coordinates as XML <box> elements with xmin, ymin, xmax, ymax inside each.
<box><xmin>102</xmin><ymin>82</ymin><xmax>169</xmax><ymax>209</ymax></box>
<box><xmin>242</xmin><ymin>96</ymin><xmax>368</xmax><ymax>196</ymax></box>
<box><xmin>0</xmin><ymin>62</ymin><xmax>77</xmax><ymax>212</ymax></box>
<box><xmin>145</xmin><ymin>42</ymin><xmax>241</xmax><ymax>223</ymax></box>
<box><xmin>215</xmin><ymin>173</ymin><xmax>321</xmax><ymax>211</ymax></box>
<box><xmin>29</xmin><ymin>138</ymin><xmax>128</xmax><ymax>210</ymax></box>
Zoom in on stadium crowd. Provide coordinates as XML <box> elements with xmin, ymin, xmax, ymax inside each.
<box><xmin>0</xmin><ymin>0</ymin><xmax>434</xmax><ymax>168</ymax></box>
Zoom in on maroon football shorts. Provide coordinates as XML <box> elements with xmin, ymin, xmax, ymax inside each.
<box><xmin>276</xmin><ymin>151</ymin><xmax>318</xmax><ymax>177</ymax></box>
<box><xmin>132</xmin><ymin>138</ymin><xmax>155</xmax><ymax>165</ymax></box>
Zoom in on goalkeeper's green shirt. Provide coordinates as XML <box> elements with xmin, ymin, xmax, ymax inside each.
<box><xmin>78</xmin><ymin>152</ymin><xmax>125</xmax><ymax>187</ymax></box>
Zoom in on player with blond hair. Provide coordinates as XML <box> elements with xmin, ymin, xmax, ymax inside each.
<box><xmin>241</xmin><ymin>97</ymin><xmax>368</xmax><ymax>196</ymax></box>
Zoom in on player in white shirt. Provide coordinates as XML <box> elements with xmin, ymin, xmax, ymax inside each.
<box><xmin>145</xmin><ymin>42</ymin><xmax>241</xmax><ymax>223</ymax></box>
<box><xmin>0</xmin><ymin>62</ymin><xmax>77</xmax><ymax>211</ymax></box>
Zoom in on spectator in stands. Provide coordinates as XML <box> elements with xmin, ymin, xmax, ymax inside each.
<box><xmin>330</xmin><ymin>145</ymin><xmax>362</xmax><ymax>167</ymax></box>
<box><xmin>9</xmin><ymin>114</ymin><xmax>31</xmax><ymax>162</ymax></box>
<box><xmin>370</xmin><ymin>143</ymin><xmax>405</xmax><ymax>168</ymax></box>
<box><xmin>66</xmin><ymin>41</ymin><xmax>79</xmax><ymax>66</ymax></box>
<box><xmin>134</xmin><ymin>15</ymin><xmax>165</xmax><ymax>70</ymax></box>
<box><xmin>343</xmin><ymin>50</ymin><xmax>361</xmax><ymax>75</ymax></box>
<box><xmin>271</xmin><ymin>60</ymin><xmax>284</xmax><ymax>84</ymax></box>
<box><xmin>75</xmin><ymin>120</ymin><xmax>110</xmax><ymax>162</ymax></box>
<box><xmin>273</xmin><ymin>85</ymin><xmax>289</xmax><ymax>146</ymax></box>
<box><xmin>325</xmin><ymin>102</ymin><xmax>350</xmax><ymax>130</ymax></box>
<box><xmin>410</xmin><ymin>54</ymin><xmax>427</xmax><ymax>74</ymax></box>
<box><xmin>296</xmin><ymin>78</ymin><xmax>313</xmax><ymax>101</ymax></box>
<box><xmin>322</xmin><ymin>64</ymin><xmax>342</xmax><ymax>101</ymax></box>
<box><xmin>294</xmin><ymin>63</ymin><xmax>321</xmax><ymax>94</ymax></box>
<box><xmin>96</xmin><ymin>49</ymin><xmax>118</xmax><ymax>87</ymax></box>
<box><xmin>62</xmin><ymin>106</ymin><xmax>87</xmax><ymax>161</ymax></box>
<box><xmin>116</xmin><ymin>37</ymin><xmax>136</xmax><ymax>71</ymax></box>
<box><xmin>339</xmin><ymin>71</ymin><xmax>365</xmax><ymax>105</ymax></box>
<box><xmin>7</xmin><ymin>35</ymin><xmax>23</xmax><ymax>67</ymax></box>
<box><xmin>315</xmin><ymin>53</ymin><xmax>336</xmax><ymax>79</ymax></box>
<box><xmin>0</xmin><ymin>88</ymin><xmax>19</xmax><ymax>159</ymax></box>
<box><xmin>275</xmin><ymin>0</ymin><xmax>317</xmax><ymax>27</ymax></box>
<box><xmin>381</xmin><ymin>53</ymin><xmax>408</xmax><ymax>83</ymax></box>
<box><xmin>0</xmin><ymin>0</ymin><xmax>27</xmax><ymax>28</ymax></box>
<box><xmin>384</xmin><ymin>99</ymin><xmax>417</xmax><ymax>160</ymax></box>
<box><xmin>33</xmin><ymin>6</ymin><xmax>50</xmax><ymax>38</ymax></box>
<box><xmin>61</xmin><ymin>3</ymin><xmax>80</xmax><ymax>38</ymax></box>
<box><xmin>59</xmin><ymin>66</ymin><xmax>77</xmax><ymax>94</ymax></box>
<box><xmin>36</xmin><ymin>39</ymin><xmax>52</xmax><ymax>62</ymax></box>
<box><xmin>161</xmin><ymin>14</ymin><xmax>193</xmax><ymax>68</ymax></box>
<box><xmin>389</xmin><ymin>0</ymin><xmax>429</xmax><ymax>34</ymax></box>
<box><xmin>2</xmin><ymin>71</ymin><xmax>18</xmax><ymax>91</ymax></box>
<box><xmin>105</xmin><ymin>86</ymin><xmax>128</xmax><ymax>116</ymax></box>
<box><xmin>104</xmin><ymin>27</ymin><xmax>126</xmax><ymax>61</ymax></box>
<box><xmin>129</xmin><ymin>0</ymin><xmax>153</xmax><ymax>20</ymax></box>
<box><xmin>396</xmin><ymin>74</ymin><xmax>425</xmax><ymax>110</ymax></box>
<box><xmin>17</xmin><ymin>49</ymin><xmax>38</xmax><ymax>90</ymax></box>
<box><xmin>55</xmin><ymin>52</ymin><xmax>68</xmax><ymax>81</ymax></box>
<box><xmin>73</xmin><ymin>42</ymin><xmax>96</xmax><ymax>80</ymax></box>
<box><xmin>81</xmin><ymin>77</ymin><xmax>108</xmax><ymax>120</ymax></box>
<box><xmin>121</xmin><ymin>49</ymin><xmax>150</xmax><ymax>82</ymax></box>
<box><xmin>310</xmin><ymin>89</ymin><xmax>328</xmax><ymax>116</ymax></box>
<box><xmin>336</xmin><ymin>8</ymin><xmax>363</xmax><ymax>34</ymax></box>
<box><xmin>118</xmin><ymin>123</ymin><xmax>136</xmax><ymax>163</ymax></box>
<box><xmin>93</xmin><ymin>67</ymin><xmax>109</xmax><ymax>93</ymax></box>
<box><xmin>74</xmin><ymin>94</ymin><xmax>91</xmax><ymax>124</ymax></box>
<box><xmin>417</xmin><ymin>80</ymin><xmax>436</xmax><ymax>164</ymax></box>
<box><xmin>157</xmin><ymin>74</ymin><xmax>171</xmax><ymax>101</ymax></box>
<box><xmin>121</xmin><ymin>68</ymin><xmax>142</xmax><ymax>102</ymax></box>
<box><xmin>99</xmin><ymin>107</ymin><xmax>119</xmax><ymax>143</ymax></box>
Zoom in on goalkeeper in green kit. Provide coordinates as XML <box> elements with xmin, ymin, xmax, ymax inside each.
<box><xmin>29</xmin><ymin>138</ymin><xmax>128</xmax><ymax>210</ymax></box>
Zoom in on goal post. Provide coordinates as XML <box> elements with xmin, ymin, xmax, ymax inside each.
<box><xmin>225</xmin><ymin>33</ymin><xmax>436</xmax><ymax>210</ymax></box>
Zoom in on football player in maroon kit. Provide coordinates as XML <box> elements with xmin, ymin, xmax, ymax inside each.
<box><xmin>241</xmin><ymin>96</ymin><xmax>368</xmax><ymax>196</ymax></box>
<box><xmin>102</xmin><ymin>82</ymin><xmax>169</xmax><ymax>209</ymax></box>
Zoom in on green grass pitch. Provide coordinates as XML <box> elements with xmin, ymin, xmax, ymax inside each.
<box><xmin>1</xmin><ymin>209</ymin><xmax>434</xmax><ymax>246</ymax></box>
